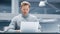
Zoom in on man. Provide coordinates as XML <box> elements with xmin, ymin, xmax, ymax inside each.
<box><xmin>5</xmin><ymin>1</ymin><xmax>41</xmax><ymax>33</ymax></box>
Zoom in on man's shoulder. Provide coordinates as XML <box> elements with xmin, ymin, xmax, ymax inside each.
<box><xmin>29</xmin><ymin>14</ymin><xmax>37</xmax><ymax>19</ymax></box>
<box><xmin>12</xmin><ymin>14</ymin><xmax>22</xmax><ymax>20</ymax></box>
<box><xmin>29</xmin><ymin>14</ymin><xmax>37</xmax><ymax>17</ymax></box>
<box><xmin>29</xmin><ymin>14</ymin><xmax>39</xmax><ymax>21</ymax></box>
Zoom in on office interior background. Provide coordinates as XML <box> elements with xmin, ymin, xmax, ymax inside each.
<box><xmin>0</xmin><ymin>0</ymin><xmax>60</xmax><ymax>33</ymax></box>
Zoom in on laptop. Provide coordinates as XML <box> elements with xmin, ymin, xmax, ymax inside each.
<box><xmin>20</xmin><ymin>22</ymin><xmax>39</xmax><ymax>33</ymax></box>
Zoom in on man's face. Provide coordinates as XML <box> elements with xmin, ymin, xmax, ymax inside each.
<box><xmin>21</xmin><ymin>5</ymin><xmax>30</xmax><ymax>16</ymax></box>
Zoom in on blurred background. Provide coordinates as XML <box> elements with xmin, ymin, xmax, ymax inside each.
<box><xmin>0</xmin><ymin>0</ymin><xmax>60</xmax><ymax>33</ymax></box>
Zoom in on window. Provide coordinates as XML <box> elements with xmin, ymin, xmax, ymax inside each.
<box><xmin>19</xmin><ymin>0</ymin><xmax>60</xmax><ymax>15</ymax></box>
<box><xmin>0</xmin><ymin>0</ymin><xmax>11</xmax><ymax>13</ymax></box>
